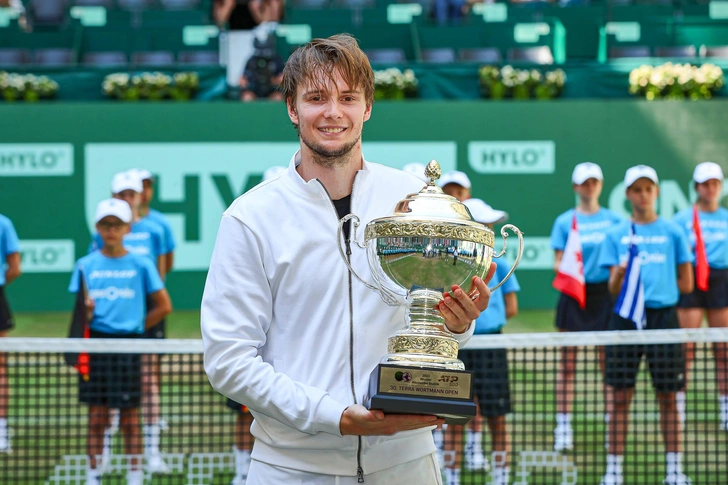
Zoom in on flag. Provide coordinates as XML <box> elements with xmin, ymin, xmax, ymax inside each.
<box><xmin>614</xmin><ymin>224</ymin><xmax>646</xmax><ymax>330</ymax></box>
<box><xmin>552</xmin><ymin>213</ymin><xmax>586</xmax><ymax>309</ymax></box>
<box><xmin>693</xmin><ymin>205</ymin><xmax>710</xmax><ymax>292</ymax></box>
<box><xmin>64</xmin><ymin>269</ymin><xmax>90</xmax><ymax>380</ymax></box>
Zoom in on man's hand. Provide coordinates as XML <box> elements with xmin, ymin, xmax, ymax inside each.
<box><xmin>438</xmin><ymin>262</ymin><xmax>497</xmax><ymax>334</ymax></box>
<box><xmin>85</xmin><ymin>298</ymin><xmax>95</xmax><ymax>322</ymax></box>
<box><xmin>340</xmin><ymin>404</ymin><xmax>444</xmax><ymax>436</ymax></box>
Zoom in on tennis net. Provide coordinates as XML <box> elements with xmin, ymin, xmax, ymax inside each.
<box><xmin>0</xmin><ymin>328</ymin><xmax>726</xmax><ymax>484</ymax></box>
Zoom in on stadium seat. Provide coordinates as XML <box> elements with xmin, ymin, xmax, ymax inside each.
<box><xmin>654</xmin><ymin>46</ymin><xmax>696</xmax><ymax>58</ymax></box>
<box><xmin>0</xmin><ymin>49</ymin><xmax>30</xmax><ymax>67</ymax></box>
<box><xmin>365</xmin><ymin>48</ymin><xmax>406</xmax><ymax>63</ymax></box>
<box><xmin>608</xmin><ymin>46</ymin><xmax>651</xmax><ymax>58</ymax></box>
<box><xmin>160</xmin><ymin>0</ymin><xmax>201</xmax><ymax>8</ymax></box>
<box><xmin>702</xmin><ymin>45</ymin><xmax>728</xmax><ymax>58</ymax></box>
<box><xmin>178</xmin><ymin>50</ymin><xmax>218</xmax><ymax>66</ymax></box>
<box><xmin>33</xmin><ymin>48</ymin><xmax>75</xmax><ymax>66</ymax></box>
<box><xmin>458</xmin><ymin>47</ymin><xmax>502</xmax><ymax>64</ymax></box>
<box><xmin>132</xmin><ymin>50</ymin><xmax>175</xmax><ymax>66</ymax></box>
<box><xmin>507</xmin><ymin>46</ymin><xmax>554</xmax><ymax>65</ymax></box>
<box><xmin>72</xmin><ymin>0</ymin><xmax>114</xmax><ymax>5</ymax></box>
<box><xmin>28</xmin><ymin>0</ymin><xmax>69</xmax><ymax>27</ymax></box>
<box><xmin>117</xmin><ymin>0</ymin><xmax>154</xmax><ymax>10</ymax></box>
<box><xmin>82</xmin><ymin>51</ymin><xmax>128</xmax><ymax>66</ymax></box>
<box><xmin>422</xmin><ymin>48</ymin><xmax>456</xmax><ymax>64</ymax></box>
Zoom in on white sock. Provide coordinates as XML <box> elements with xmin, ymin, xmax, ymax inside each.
<box><xmin>86</xmin><ymin>466</ymin><xmax>99</xmax><ymax>480</ymax></box>
<box><xmin>127</xmin><ymin>470</ymin><xmax>143</xmax><ymax>485</ymax></box>
<box><xmin>144</xmin><ymin>424</ymin><xmax>161</xmax><ymax>456</ymax></box>
<box><xmin>433</xmin><ymin>428</ymin><xmax>444</xmax><ymax>450</ymax></box>
<box><xmin>466</xmin><ymin>430</ymin><xmax>483</xmax><ymax>453</ymax></box>
<box><xmin>495</xmin><ymin>466</ymin><xmax>510</xmax><ymax>481</ymax></box>
<box><xmin>666</xmin><ymin>452</ymin><xmax>683</xmax><ymax>476</ymax></box>
<box><xmin>719</xmin><ymin>395</ymin><xmax>728</xmax><ymax>417</ymax></box>
<box><xmin>0</xmin><ymin>418</ymin><xmax>7</xmax><ymax>436</ymax></box>
<box><xmin>606</xmin><ymin>454</ymin><xmax>623</xmax><ymax>476</ymax></box>
<box><xmin>677</xmin><ymin>392</ymin><xmax>686</xmax><ymax>412</ymax></box>
<box><xmin>491</xmin><ymin>451</ymin><xmax>507</xmax><ymax>468</ymax></box>
<box><xmin>234</xmin><ymin>447</ymin><xmax>251</xmax><ymax>477</ymax></box>
<box><xmin>445</xmin><ymin>467</ymin><xmax>460</xmax><ymax>485</ymax></box>
<box><xmin>556</xmin><ymin>413</ymin><xmax>571</xmax><ymax>429</ymax></box>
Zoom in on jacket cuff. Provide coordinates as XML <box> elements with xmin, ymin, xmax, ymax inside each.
<box><xmin>313</xmin><ymin>395</ymin><xmax>348</xmax><ymax>437</ymax></box>
<box><xmin>451</xmin><ymin>320</ymin><xmax>476</xmax><ymax>346</ymax></box>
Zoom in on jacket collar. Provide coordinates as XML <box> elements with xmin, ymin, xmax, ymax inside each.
<box><xmin>281</xmin><ymin>149</ymin><xmax>373</xmax><ymax>203</ymax></box>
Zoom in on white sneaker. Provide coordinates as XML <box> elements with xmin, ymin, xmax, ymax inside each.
<box><xmin>599</xmin><ymin>473</ymin><xmax>624</xmax><ymax>485</ymax></box>
<box><xmin>663</xmin><ymin>473</ymin><xmax>692</xmax><ymax>485</ymax></box>
<box><xmin>464</xmin><ymin>447</ymin><xmax>489</xmax><ymax>471</ymax></box>
<box><xmin>0</xmin><ymin>432</ymin><xmax>11</xmax><ymax>454</ymax></box>
<box><xmin>553</xmin><ymin>425</ymin><xmax>573</xmax><ymax>452</ymax></box>
<box><xmin>146</xmin><ymin>453</ymin><xmax>170</xmax><ymax>474</ymax></box>
<box><xmin>230</xmin><ymin>475</ymin><xmax>247</xmax><ymax>485</ymax></box>
<box><xmin>720</xmin><ymin>412</ymin><xmax>728</xmax><ymax>431</ymax></box>
<box><xmin>491</xmin><ymin>466</ymin><xmax>510</xmax><ymax>485</ymax></box>
<box><xmin>85</xmin><ymin>469</ymin><xmax>100</xmax><ymax>485</ymax></box>
<box><xmin>443</xmin><ymin>467</ymin><xmax>460</xmax><ymax>485</ymax></box>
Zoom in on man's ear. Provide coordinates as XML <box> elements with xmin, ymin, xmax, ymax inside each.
<box><xmin>287</xmin><ymin>99</ymin><xmax>299</xmax><ymax>126</ymax></box>
<box><xmin>363</xmin><ymin>103</ymin><xmax>372</xmax><ymax>122</ymax></box>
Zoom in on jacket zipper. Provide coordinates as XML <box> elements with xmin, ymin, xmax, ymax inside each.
<box><xmin>317</xmin><ymin>177</ymin><xmax>365</xmax><ymax>482</ymax></box>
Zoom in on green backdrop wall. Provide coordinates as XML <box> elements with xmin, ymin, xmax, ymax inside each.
<box><xmin>1</xmin><ymin>101</ymin><xmax>727</xmax><ymax>313</ymax></box>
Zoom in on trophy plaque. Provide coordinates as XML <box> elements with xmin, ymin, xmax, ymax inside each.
<box><xmin>338</xmin><ymin>160</ymin><xmax>524</xmax><ymax>425</ymax></box>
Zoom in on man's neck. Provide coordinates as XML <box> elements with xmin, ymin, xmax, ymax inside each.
<box><xmin>296</xmin><ymin>146</ymin><xmax>362</xmax><ymax>200</ymax></box>
<box><xmin>140</xmin><ymin>205</ymin><xmax>150</xmax><ymax>217</ymax></box>
<box><xmin>101</xmin><ymin>245</ymin><xmax>128</xmax><ymax>258</ymax></box>
<box><xmin>632</xmin><ymin>209</ymin><xmax>658</xmax><ymax>224</ymax></box>
<box><xmin>576</xmin><ymin>198</ymin><xmax>600</xmax><ymax>215</ymax></box>
<box><xmin>697</xmin><ymin>199</ymin><xmax>720</xmax><ymax>212</ymax></box>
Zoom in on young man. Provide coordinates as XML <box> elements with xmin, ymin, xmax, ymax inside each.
<box><xmin>438</xmin><ymin>170</ymin><xmax>471</xmax><ymax>202</ymax></box>
<box><xmin>201</xmin><ymin>34</ymin><xmax>494</xmax><ymax>484</ymax></box>
<box><xmin>0</xmin><ymin>213</ymin><xmax>21</xmax><ymax>453</ymax></box>
<box><xmin>91</xmin><ymin>171</ymin><xmax>169</xmax><ymax>472</ymax></box>
<box><xmin>549</xmin><ymin>162</ymin><xmax>622</xmax><ymax>452</ymax></box>
<box><xmin>673</xmin><ymin>161</ymin><xmax>728</xmax><ymax>431</ymax></box>
<box><xmin>72</xmin><ymin>198</ymin><xmax>171</xmax><ymax>485</ymax></box>
<box><xmin>440</xmin><ymin>198</ymin><xmax>519</xmax><ymax>485</ymax></box>
<box><xmin>598</xmin><ymin>165</ymin><xmax>694</xmax><ymax>485</ymax></box>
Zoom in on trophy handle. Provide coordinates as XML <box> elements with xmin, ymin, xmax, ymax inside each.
<box><xmin>337</xmin><ymin>214</ymin><xmax>400</xmax><ymax>306</ymax></box>
<box><xmin>489</xmin><ymin>224</ymin><xmax>525</xmax><ymax>292</ymax></box>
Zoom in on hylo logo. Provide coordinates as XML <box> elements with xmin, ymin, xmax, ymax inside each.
<box><xmin>468</xmin><ymin>141</ymin><xmax>555</xmax><ymax>174</ymax></box>
<box><xmin>0</xmin><ymin>144</ymin><xmax>74</xmax><ymax>176</ymax></box>
<box><xmin>18</xmin><ymin>240</ymin><xmax>75</xmax><ymax>273</ymax></box>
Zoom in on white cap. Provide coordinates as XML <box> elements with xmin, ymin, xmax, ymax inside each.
<box><xmin>571</xmin><ymin>162</ymin><xmax>603</xmax><ymax>185</ymax></box>
<box><xmin>438</xmin><ymin>170</ymin><xmax>471</xmax><ymax>189</ymax></box>
<box><xmin>94</xmin><ymin>198</ymin><xmax>132</xmax><ymax>224</ymax></box>
<box><xmin>128</xmin><ymin>168</ymin><xmax>153</xmax><ymax>182</ymax></box>
<box><xmin>463</xmin><ymin>198</ymin><xmax>508</xmax><ymax>224</ymax></box>
<box><xmin>402</xmin><ymin>163</ymin><xmax>428</xmax><ymax>182</ymax></box>
<box><xmin>624</xmin><ymin>164</ymin><xmax>659</xmax><ymax>188</ymax></box>
<box><xmin>693</xmin><ymin>162</ymin><xmax>724</xmax><ymax>183</ymax></box>
<box><xmin>263</xmin><ymin>166</ymin><xmax>286</xmax><ymax>182</ymax></box>
<box><xmin>111</xmin><ymin>171</ymin><xmax>143</xmax><ymax>194</ymax></box>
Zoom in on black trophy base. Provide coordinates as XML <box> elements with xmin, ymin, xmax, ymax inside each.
<box><xmin>368</xmin><ymin>363</ymin><xmax>477</xmax><ymax>425</ymax></box>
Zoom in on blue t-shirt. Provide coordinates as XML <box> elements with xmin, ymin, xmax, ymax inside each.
<box><xmin>598</xmin><ymin>219</ymin><xmax>693</xmax><ymax>308</ymax></box>
<box><xmin>672</xmin><ymin>207</ymin><xmax>728</xmax><ymax>269</ymax></box>
<box><xmin>550</xmin><ymin>208</ymin><xmax>623</xmax><ymax>284</ymax></box>
<box><xmin>147</xmin><ymin>209</ymin><xmax>176</xmax><ymax>255</ymax></box>
<box><xmin>0</xmin><ymin>214</ymin><xmax>20</xmax><ymax>287</ymax></box>
<box><xmin>91</xmin><ymin>218</ymin><xmax>165</xmax><ymax>265</ymax></box>
<box><xmin>68</xmin><ymin>251</ymin><xmax>164</xmax><ymax>335</ymax></box>
<box><xmin>473</xmin><ymin>261</ymin><xmax>520</xmax><ymax>334</ymax></box>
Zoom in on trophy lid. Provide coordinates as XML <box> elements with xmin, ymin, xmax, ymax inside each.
<box><xmin>365</xmin><ymin>161</ymin><xmax>494</xmax><ymax>247</ymax></box>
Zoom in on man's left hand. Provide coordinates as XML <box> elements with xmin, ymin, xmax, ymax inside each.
<box><xmin>437</xmin><ymin>263</ymin><xmax>497</xmax><ymax>334</ymax></box>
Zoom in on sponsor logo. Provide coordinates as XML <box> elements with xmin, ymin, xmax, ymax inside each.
<box><xmin>18</xmin><ymin>240</ymin><xmax>75</xmax><ymax>273</ymax></box>
<box><xmin>88</xmin><ymin>286</ymin><xmax>136</xmax><ymax>301</ymax></box>
<box><xmin>85</xmin><ymin>142</ymin><xmax>456</xmax><ymax>271</ymax></box>
<box><xmin>468</xmin><ymin>141</ymin><xmax>555</xmax><ymax>174</ymax></box>
<box><xmin>0</xmin><ymin>144</ymin><xmax>74</xmax><ymax>176</ymax></box>
<box><xmin>88</xmin><ymin>269</ymin><xmax>138</xmax><ymax>279</ymax></box>
<box><xmin>497</xmin><ymin>237</ymin><xmax>553</xmax><ymax>270</ymax></box>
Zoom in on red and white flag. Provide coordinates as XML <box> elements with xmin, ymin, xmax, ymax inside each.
<box><xmin>553</xmin><ymin>213</ymin><xmax>587</xmax><ymax>309</ymax></box>
<box><xmin>693</xmin><ymin>205</ymin><xmax>710</xmax><ymax>292</ymax></box>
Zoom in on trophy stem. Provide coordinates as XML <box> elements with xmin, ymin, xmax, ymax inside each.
<box><xmin>406</xmin><ymin>289</ymin><xmax>447</xmax><ymax>333</ymax></box>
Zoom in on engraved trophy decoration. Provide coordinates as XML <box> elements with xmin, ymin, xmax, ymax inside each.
<box><xmin>338</xmin><ymin>160</ymin><xmax>524</xmax><ymax>424</ymax></box>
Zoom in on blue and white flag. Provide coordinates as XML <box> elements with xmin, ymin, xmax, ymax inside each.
<box><xmin>614</xmin><ymin>224</ymin><xmax>646</xmax><ymax>330</ymax></box>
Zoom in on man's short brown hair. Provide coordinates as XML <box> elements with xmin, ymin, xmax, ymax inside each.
<box><xmin>281</xmin><ymin>34</ymin><xmax>374</xmax><ymax>107</ymax></box>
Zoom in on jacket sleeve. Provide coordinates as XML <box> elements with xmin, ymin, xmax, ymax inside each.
<box><xmin>201</xmin><ymin>213</ymin><xmax>348</xmax><ymax>437</ymax></box>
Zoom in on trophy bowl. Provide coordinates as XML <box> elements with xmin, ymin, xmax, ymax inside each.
<box><xmin>339</xmin><ymin>160</ymin><xmax>523</xmax><ymax>424</ymax></box>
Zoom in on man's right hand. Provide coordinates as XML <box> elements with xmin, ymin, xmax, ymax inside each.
<box><xmin>339</xmin><ymin>404</ymin><xmax>444</xmax><ymax>436</ymax></box>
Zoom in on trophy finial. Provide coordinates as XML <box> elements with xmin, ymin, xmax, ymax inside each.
<box><xmin>425</xmin><ymin>160</ymin><xmax>441</xmax><ymax>186</ymax></box>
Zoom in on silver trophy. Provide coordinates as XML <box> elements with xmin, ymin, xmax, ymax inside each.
<box><xmin>338</xmin><ymin>160</ymin><xmax>524</xmax><ymax>424</ymax></box>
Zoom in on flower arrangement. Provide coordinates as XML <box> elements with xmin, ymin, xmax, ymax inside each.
<box><xmin>102</xmin><ymin>72</ymin><xmax>199</xmax><ymax>101</ymax></box>
<box><xmin>373</xmin><ymin>68</ymin><xmax>418</xmax><ymax>100</ymax></box>
<box><xmin>479</xmin><ymin>65</ymin><xmax>566</xmax><ymax>100</ymax></box>
<box><xmin>0</xmin><ymin>72</ymin><xmax>59</xmax><ymax>102</ymax></box>
<box><xmin>629</xmin><ymin>63</ymin><xmax>724</xmax><ymax>100</ymax></box>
